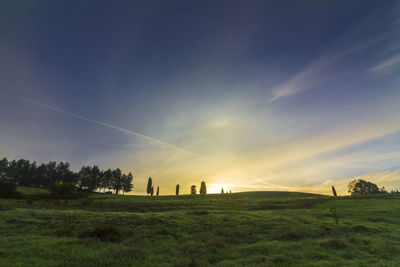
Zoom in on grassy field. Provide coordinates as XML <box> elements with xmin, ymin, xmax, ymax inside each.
<box><xmin>0</xmin><ymin>187</ymin><xmax>399</xmax><ymax>266</ymax></box>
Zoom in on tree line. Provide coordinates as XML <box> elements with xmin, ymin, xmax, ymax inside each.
<box><xmin>0</xmin><ymin>157</ymin><xmax>133</xmax><ymax>195</ymax></box>
<box><xmin>147</xmin><ymin>179</ymin><xmax>216</xmax><ymax>196</ymax></box>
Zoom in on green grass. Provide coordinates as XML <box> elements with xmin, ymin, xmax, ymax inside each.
<box><xmin>1</xmin><ymin>187</ymin><xmax>399</xmax><ymax>266</ymax></box>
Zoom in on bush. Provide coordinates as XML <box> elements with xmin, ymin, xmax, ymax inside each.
<box><xmin>0</xmin><ymin>174</ymin><xmax>20</xmax><ymax>198</ymax></box>
<box><xmin>80</xmin><ymin>225</ymin><xmax>120</xmax><ymax>242</ymax></box>
<box><xmin>50</xmin><ymin>181</ymin><xmax>77</xmax><ymax>199</ymax></box>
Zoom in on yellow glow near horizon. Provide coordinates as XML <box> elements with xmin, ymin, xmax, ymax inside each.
<box><xmin>207</xmin><ymin>183</ymin><xmax>232</xmax><ymax>194</ymax></box>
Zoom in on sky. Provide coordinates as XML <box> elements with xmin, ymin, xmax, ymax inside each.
<box><xmin>1</xmin><ymin>1</ymin><xmax>399</xmax><ymax>195</ymax></box>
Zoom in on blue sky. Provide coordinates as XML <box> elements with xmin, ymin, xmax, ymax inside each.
<box><xmin>1</xmin><ymin>1</ymin><xmax>399</xmax><ymax>194</ymax></box>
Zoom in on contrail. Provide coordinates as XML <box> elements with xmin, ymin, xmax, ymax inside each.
<box><xmin>22</xmin><ymin>98</ymin><xmax>204</xmax><ymax>158</ymax></box>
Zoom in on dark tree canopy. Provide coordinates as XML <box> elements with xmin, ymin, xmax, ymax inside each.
<box><xmin>200</xmin><ymin>181</ymin><xmax>207</xmax><ymax>195</ymax></box>
<box><xmin>111</xmin><ymin>168</ymin><xmax>123</xmax><ymax>195</ymax></box>
<box><xmin>176</xmin><ymin>184</ymin><xmax>179</xmax><ymax>196</ymax></box>
<box><xmin>123</xmin><ymin>172</ymin><xmax>133</xmax><ymax>195</ymax></box>
<box><xmin>156</xmin><ymin>186</ymin><xmax>159</xmax><ymax>196</ymax></box>
<box><xmin>348</xmin><ymin>179</ymin><xmax>385</xmax><ymax>195</ymax></box>
<box><xmin>0</xmin><ymin>157</ymin><xmax>133</xmax><ymax>195</ymax></box>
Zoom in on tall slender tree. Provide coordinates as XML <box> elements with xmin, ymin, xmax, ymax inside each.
<box><xmin>221</xmin><ymin>188</ymin><xmax>224</xmax><ymax>194</ymax></box>
<box><xmin>332</xmin><ymin>186</ymin><xmax>337</xmax><ymax>197</ymax></box>
<box><xmin>156</xmin><ymin>186</ymin><xmax>159</xmax><ymax>196</ymax></box>
<box><xmin>146</xmin><ymin>177</ymin><xmax>153</xmax><ymax>196</ymax></box>
<box><xmin>200</xmin><ymin>181</ymin><xmax>207</xmax><ymax>195</ymax></box>
<box><xmin>176</xmin><ymin>184</ymin><xmax>179</xmax><ymax>196</ymax></box>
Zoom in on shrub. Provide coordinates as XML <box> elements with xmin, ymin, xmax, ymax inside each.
<box><xmin>191</xmin><ymin>185</ymin><xmax>197</xmax><ymax>195</ymax></box>
<box><xmin>80</xmin><ymin>225</ymin><xmax>120</xmax><ymax>242</ymax></box>
<box><xmin>0</xmin><ymin>174</ymin><xmax>20</xmax><ymax>198</ymax></box>
<box><xmin>50</xmin><ymin>181</ymin><xmax>76</xmax><ymax>199</ymax></box>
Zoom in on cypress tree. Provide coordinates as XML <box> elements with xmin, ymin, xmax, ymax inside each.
<box><xmin>332</xmin><ymin>186</ymin><xmax>337</xmax><ymax>197</ymax></box>
<box><xmin>150</xmin><ymin>186</ymin><xmax>154</xmax><ymax>196</ymax></box>
<box><xmin>156</xmin><ymin>186</ymin><xmax>159</xmax><ymax>196</ymax></box>
<box><xmin>176</xmin><ymin>184</ymin><xmax>179</xmax><ymax>196</ymax></box>
<box><xmin>221</xmin><ymin>188</ymin><xmax>224</xmax><ymax>194</ymax></box>
<box><xmin>200</xmin><ymin>181</ymin><xmax>207</xmax><ymax>195</ymax></box>
<box><xmin>146</xmin><ymin>177</ymin><xmax>152</xmax><ymax>196</ymax></box>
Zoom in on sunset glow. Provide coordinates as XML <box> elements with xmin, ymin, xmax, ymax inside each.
<box><xmin>1</xmin><ymin>1</ymin><xmax>399</xmax><ymax>195</ymax></box>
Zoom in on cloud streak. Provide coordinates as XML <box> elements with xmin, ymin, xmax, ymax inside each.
<box><xmin>368</xmin><ymin>54</ymin><xmax>400</xmax><ymax>72</ymax></box>
<box><xmin>21</xmin><ymin>98</ymin><xmax>204</xmax><ymax>158</ymax></box>
<box><xmin>266</xmin><ymin>3</ymin><xmax>400</xmax><ymax>103</ymax></box>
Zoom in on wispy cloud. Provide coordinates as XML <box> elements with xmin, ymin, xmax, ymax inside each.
<box><xmin>368</xmin><ymin>54</ymin><xmax>400</xmax><ymax>72</ymax></box>
<box><xmin>21</xmin><ymin>98</ymin><xmax>204</xmax><ymax>158</ymax></box>
<box><xmin>266</xmin><ymin>3</ymin><xmax>400</xmax><ymax>103</ymax></box>
<box><xmin>267</xmin><ymin>53</ymin><xmax>339</xmax><ymax>102</ymax></box>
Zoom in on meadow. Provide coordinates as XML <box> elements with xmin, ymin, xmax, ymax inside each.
<box><xmin>0</xmin><ymin>187</ymin><xmax>400</xmax><ymax>266</ymax></box>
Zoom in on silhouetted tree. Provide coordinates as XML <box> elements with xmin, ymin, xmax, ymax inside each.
<box><xmin>101</xmin><ymin>169</ymin><xmax>113</xmax><ymax>192</ymax></box>
<box><xmin>332</xmin><ymin>186</ymin><xmax>337</xmax><ymax>197</ymax></box>
<box><xmin>229</xmin><ymin>190</ymin><xmax>232</xmax><ymax>194</ymax></box>
<box><xmin>348</xmin><ymin>179</ymin><xmax>385</xmax><ymax>195</ymax></box>
<box><xmin>54</xmin><ymin>162</ymin><xmax>74</xmax><ymax>184</ymax></box>
<box><xmin>0</xmin><ymin>157</ymin><xmax>133</xmax><ymax>195</ymax></box>
<box><xmin>111</xmin><ymin>168</ymin><xmax>123</xmax><ymax>195</ymax></box>
<box><xmin>87</xmin><ymin>165</ymin><xmax>101</xmax><ymax>192</ymax></box>
<box><xmin>78</xmin><ymin>166</ymin><xmax>92</xmax><ymax>190</ymax></box>
<box><xmin>150</xmin><ymin>186</ymin><xmax>154</xmax><ymax>196</ymax></box>
<box><xmin>200</xmin><ymin>181</ymin><xmax>206</xmax><ymax>195</ymax></box>
<box><xmin>34</xmin><ymin>163</ymin><xmax>48</xmax><ymax>187</ymax></box>
<box><xmin>0</xmin><ymin>158</ymin><xmax>8</xmax><ymax>173</ymax></box>
<box><xmin>176</xmin><ymin>184</ymin><xmax>179</xmax><ymax>196</ymax></box>
<box><xmin>122</xmin><ymin>172</ymin><xmax>133</xmax><ymax>195</ymax></box>
<box><xmin>191</xmin><ymin>185</ymin><xmax>196</xmax><ymax>195</ymax></box>
<box><xmin>147</xmin><ymin>177</ymin><xmax>153</xmax><ymax>196</ymax></box>
<box><xmin>8</xmin><ymin>159</ymin><xmax>31</xmax><ymax>186</ymax></box>
<box><xmin>156</xmin><ymin>186</ymin><xmax>159</xmax><ymax>196</ymax></box>
<box><xmin>221</xmin><ymin>188</ymin><xmax>224</xmax><ymax>194</ymax></box>
<box><xmin>46</xmin><ymin>161</ymin><xmax>58</xmax><ymax>185</ymax></box>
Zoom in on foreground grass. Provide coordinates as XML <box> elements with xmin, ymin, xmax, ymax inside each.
<box><xmin>0</xmin><ymin>187</ymin><xmax>399</xmax><ymax>266</ymax></box>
